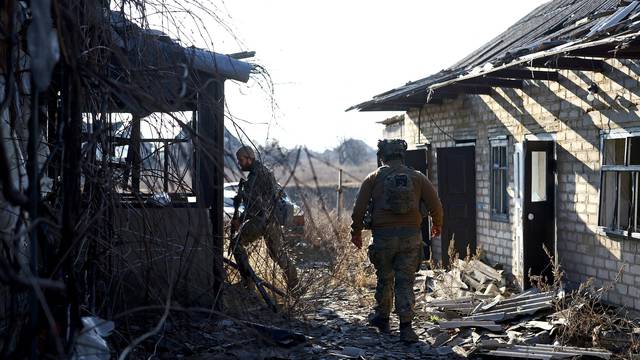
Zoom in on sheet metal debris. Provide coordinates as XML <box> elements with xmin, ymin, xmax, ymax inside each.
<box><xmin>416</xmin><ymin>258</ymin><xmax>617</xmax><ymax>358</ymax></box>
<box><xmin>480</xmin><ymin>343</ymin><xmax>612</xmax><ymax>359</ymax></box>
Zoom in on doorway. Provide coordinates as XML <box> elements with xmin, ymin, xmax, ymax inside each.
<box><xmin>436</xmin><ymin>146</ymin><xmax>476</xmax><ymax>266</ymax></box>
<box><xmin>522</xmin><ymin>140</ymin><xmax>556</xmax><ymax>288</ymax></box>
<box><xmin>406</xmin><ymin>148</ymin><xmax>431</xmax><ymax>259</ymax></box>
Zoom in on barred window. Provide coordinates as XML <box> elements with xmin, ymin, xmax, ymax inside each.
<box><xmin>490</xmin><ymin>140</ymin><xmax>509</xmax><ymax>220</ymax></box>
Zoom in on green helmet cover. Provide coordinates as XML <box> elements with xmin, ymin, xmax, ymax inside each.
<box><xmin>377</xmin><ymin>139</ymin><xmax>408</xmax><ymax>159</ymax></box>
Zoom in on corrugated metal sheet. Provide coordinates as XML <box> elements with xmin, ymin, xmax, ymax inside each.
<box><xmin>350</xmin><ymin>0</ymin><xmax>640</xmax><ymax>112</ymax></box>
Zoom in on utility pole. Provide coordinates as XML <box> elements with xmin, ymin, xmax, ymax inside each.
<box><xmin>336</xmin><ymin>169</ymin><xmax>343</xmax><ymax>219</ymax></box>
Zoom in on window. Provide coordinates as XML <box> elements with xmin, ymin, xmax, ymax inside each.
<box><xmin>599</xmin><ymin>135</ymin><xmax>640</xmax><ymax>233</ymax></box>
<box><xmin>490</xmin><ymin>139</ymin><xmax>509</xmax><ymax>219</ymax></box>
<box><xmin>101</xmin><ymin>112</ymin><xmax>196</xmax><ymax>200</ymax></box>
<box><xmin>531</xmin><ymin>151</ymin><xmax>547</xmax><ymax>202</ymax></box>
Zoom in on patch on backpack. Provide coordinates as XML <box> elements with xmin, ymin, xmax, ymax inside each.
<box><xmin>383</xmin><ymin>172</ymin><xmax>416</xmax><ymax>214</ymax></box>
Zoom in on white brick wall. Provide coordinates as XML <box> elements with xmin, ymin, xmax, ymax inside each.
<box><xmin>385</xmin><ymin>58</ymin><xmax>640</xmax><ymax>309</ymax></box>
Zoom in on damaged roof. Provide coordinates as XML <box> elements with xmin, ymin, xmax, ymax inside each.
<box><xmin>105</xmin><ymin>11</ymin><xmax>254</xmax><ymax>114</ymax></box>
<box><xmin>349</xmin><ymin>0</ymin><xmax>640</xmax><ymax>112</ymax></box>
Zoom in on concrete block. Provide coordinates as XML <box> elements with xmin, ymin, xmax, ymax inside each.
<box><xmin>616</xmin><ymin>283</ymin><xmax>628</xmax><ymax>296</ymax></box>
<box><xmin>597</xmin><ymin>268</ymin><xmax>609</xmax><ymax>280</ymax></box>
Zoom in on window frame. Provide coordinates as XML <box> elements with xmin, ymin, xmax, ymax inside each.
<box><xmin>598</xmin><ymin>129</ymin><xmax>640</xmax><ymax>236</ymax></box>
<box><xmin>490</xmin><ymin>138</ymin><xmax>509</xmax><ymax>222</ymax></box>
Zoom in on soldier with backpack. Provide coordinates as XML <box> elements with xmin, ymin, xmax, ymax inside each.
<box><xmin>231</xmin><ymin>146</ymin><xmax>299</xmax><ymax>293</ymax></box>
<box><xmin>350</xmin><ymin>139</ymin><xmax>443</xmax><ymax>343</ymax></box>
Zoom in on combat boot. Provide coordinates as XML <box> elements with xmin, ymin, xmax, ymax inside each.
<box><xmin>399</xmin><ymin>322</ymin><xmax>419</xmax><ymax>343</ymax></box>
<box><xmin>368</xmin><ymin>314</ymin><xmax>390</xmax><ymax>334</ymax></box>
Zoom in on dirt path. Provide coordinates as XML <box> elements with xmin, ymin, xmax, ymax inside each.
<box><xmin>175</xmin><ymin>285</ymin><xmax>456</xmax><ymax>360</ymax></box>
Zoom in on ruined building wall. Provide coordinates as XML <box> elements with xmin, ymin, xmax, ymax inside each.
<box><xmin>392</xmin><ymin>58</ymin><xmax>640</xmax><ymax>309</ymax></box>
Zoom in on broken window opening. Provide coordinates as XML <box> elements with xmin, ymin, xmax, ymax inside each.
<box><xmin>490</xmin><ymin>140</ymin><xmax>509</xmax><ymax>220</ymax></box>
<box><xmin>83</xmin><ymin>111</ymin><xmax>196</xmax><ymax>203</ymax></box>
<box><xmin>599</xmin><ymin>135</ymin><xmax>640</xmax><ymax>233</ymax></box>
<box><xmin>603</xmin><ymin>138</ymin><xmax>626</xmax><ymax>165</ymax></box>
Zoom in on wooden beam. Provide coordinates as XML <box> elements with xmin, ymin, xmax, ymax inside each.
<box><xmin>459</xmin><ymin>77</ymin><xmax>524</xmax><ymax>89</ymax></box>
<box><xmin>370</xmin><ymin>103</ymin><xmax>443</xmax><ymax>111</ymax></box>
<box><xmin>490</xmin><ymin>68</ymin><xmax>559</xmax><ymax>81</ymax></box>
<box><xmin>360</xmin><ymin>99</ymin><xmax>442</xmax><ymax>111</ymax></box>
<box><xmin>197</xmin><ymin>77</ymin><xmax>225</xmax><ymax>311</ymax></box>
<box><xmin>436</xmin><ymin>85</ymin><xmax>493</xmax><ymax>95</ymax></box>
<box><xmin>528</xmin><ymin>57</ymin><xmax>604</xmax><ymax>72</ymax></box>
<box><xmin>568</xmin><ymin>47</ymin><xmax>640</xmax><ymax>59</ymax></box>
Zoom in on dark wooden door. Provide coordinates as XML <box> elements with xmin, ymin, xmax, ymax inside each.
<box><xmin>523</xmin><ymin>140</ymin><xmax>555</xmax><ymax>288</ymax></box>
<box><xmin>437</xmin><ymin>146</ymin><xmax>476</xmax><ymax>266</ymax></box>
<box><xmin>406</xmin><ymin>148</ymin><xmax>431</xmax><ymax>258</ymax></box>
<box><xmin>405</xmin><ymin>149</ymin><xmax>427</xmax><ymax>175</ymax></box>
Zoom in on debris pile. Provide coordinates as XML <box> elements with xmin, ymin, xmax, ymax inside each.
<box><xmin>421</xmin><ymin>259</ymin><xmax>508</xmax><ymax>300</ymax></box>
<box><xmin>416</xmin><ymin>259</ymin><xmax>622</xmax><ymax>359</ymax></box>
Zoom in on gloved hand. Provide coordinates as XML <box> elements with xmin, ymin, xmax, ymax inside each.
<box><xmin>431</xmin><ymin>225</ymin><xmax>442</xmax><ymax>238</ymax></box>
<box><xmin>351</xmin><ymin>233</ymin><xmax>362</xmax><ymax>249</ymax></box>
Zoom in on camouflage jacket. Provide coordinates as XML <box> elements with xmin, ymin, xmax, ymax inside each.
<box><xmin>239</xmin><ymin>160</ymin><xmax>279</xmax><ymax>219</ymax></box>
<box><xmin>351</xmin><ymin>160</ymin><xmax>443</xmax><ymax>235</ymax></box>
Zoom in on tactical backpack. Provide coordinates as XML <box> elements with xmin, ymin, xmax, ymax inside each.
<box><xmin>273</xmin><ymin>185</ymin><xmax>294</xmax><ymax>226</ymax></box>
<box><xmin>382</xmin><ymin>168</ymin><xmax>416</xmax><ymax>214</ymax></box>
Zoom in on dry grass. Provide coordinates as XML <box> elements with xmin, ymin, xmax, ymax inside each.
<box><xmin>550</xmin><ymin>267</ymin><xmax>640</xmax><ymax>358</ymax></box>
<box><xmin>523</xmin><ymin>247</ymin><xmax>640</xmax><ymax>358</ymax></box>
<box><xmin>221</xmin><ymin>198</ymin><xmax>377</xmax><ymax>317</ymax></box>
<box><xmin>300</xmin><ymin>199</ymin><xmax>376</xmax><ymax>290</ymax></box>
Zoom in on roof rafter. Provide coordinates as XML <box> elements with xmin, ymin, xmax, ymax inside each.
<box><xmin>490</xmin><ymin>68</ymin><xmax>559</xmax><ymax>81</ymax></box>
<box><xmin>458</xmin><ymin>77</ymin><xmax>524</xmax><ymax>89</ymax></box>
<box><xmin>359</xmin><ymin>98</ymin><xmax>443</xmax><ymax>112</ymax></box>
<box><xmin>527</xmin><ymin>56</ymin><xmax>605</xmax><ymax>72</ymax></box>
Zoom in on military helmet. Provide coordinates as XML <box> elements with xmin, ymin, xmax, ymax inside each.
<box><xmin>377</xmin><ymin>139</ymin><xmax>408</xmax><ymax>159</ymax></box>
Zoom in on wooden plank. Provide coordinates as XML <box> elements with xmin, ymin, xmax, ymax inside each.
<box><xmin>428</xmin><ymin>294</ymin><xmax>493</xmax><ymax>306</ymax></box>
<box><xmin>197</xmin><ymin>77</ymin><xmax>226</xmax><ymax>311</ymax></box>
<box><xmin>461</xmin><ymin>273</ymin><xmax>484</xmax><ymax>290</ymax></box>
<box><xmin>528</xmin><ymin>56</ymin><xmax>605</xmax><ymax>72</ymax></box>
<box><xmin>491</xmin><ymin>68</ymin><xmax>559</xmax><ymax>81</ymax></box>
<box><xmin>359</xmin><ymin>99</ymin><xmax>442</xmax><ymax>111</ymax></box>
<box><xmin>569</xmin><ymin>47</ymin><xmax>640</xmax><ymax>59</ymax></box>
<box><xmin>435</xmin><ymin>85</ymin><xmax>493</xmax><ymax>95</ymax></box>
<box><xmin>439</xmin><ymin>320</ymin><xmax>503</xmax><ymax>331</ymax></box>
<box><xmin>470</xmin><ymin>259</ymin><xmax>503</xmax><ymax>280</ymax></box>
<box><xmin>459</xmin><ymin>77</ymin><xmax>523</xmax><ymax>89</ymax></box>
<box><xmin>486</xmin><ymin>349</ymin><xmax>553</xmax><ymax>359</ymax></box>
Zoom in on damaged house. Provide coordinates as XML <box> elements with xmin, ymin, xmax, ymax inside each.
<box><xmin>0</xmin><ymin>2</ymin><xmax>253</xmax><ymax>356</ymax></box>
<box><xmin>350</xmin><ymin>0</ymin><xmax>640</xmax><ymax>310</ymax></box>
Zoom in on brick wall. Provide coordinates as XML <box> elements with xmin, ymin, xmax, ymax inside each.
<box><xmin>385</xmin><ymin>59</ymin><xmax>640</xmax><ymax>309</ymax></box>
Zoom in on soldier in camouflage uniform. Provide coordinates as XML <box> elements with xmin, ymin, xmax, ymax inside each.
<box><xmin>231</xmin><ymin>146</ymin><xmax>299</xmax><ymax>291</ymax></box>
<box><xmin>350</xmin><ymin>139</ymin><xmax>443</xmax><ymax>342</ymax></box>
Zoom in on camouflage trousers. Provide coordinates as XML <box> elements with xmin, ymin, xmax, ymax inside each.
<box><xmin>368</xmin><ymin>228</ymin><xmax>422</xmax><ymax>323</ymax></box>
<box><xmin>232</xmin><ymin>216</ymin><xmax>299</xmax><ymax>290</ymax></box>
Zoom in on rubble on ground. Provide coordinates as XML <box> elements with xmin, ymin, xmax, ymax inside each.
<box><xmin>413</xmin><ymin>258</ymin><xmax>639</xmax><ymax>359</ymax></box>
<box><xmin>117</xmin><ymin>258</ymin><xmax>640</xmax><ymax>359</ymax></box>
